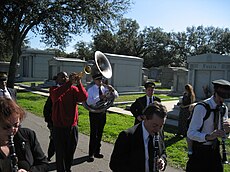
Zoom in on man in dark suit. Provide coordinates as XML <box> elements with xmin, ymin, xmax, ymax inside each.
<box><xmin>130</xmin><ymin>81</ymin><xmax>161</xmax><ymax>125</ymax></box>
<box><xmin>110</xmin><ymin>101</ymin><xmax>167</xmax><ymax>172</ymax></box>
<box><xmin>0</xmin><ymin>71</ymin><xmax>16</xmax><ymax>101</ymax></box>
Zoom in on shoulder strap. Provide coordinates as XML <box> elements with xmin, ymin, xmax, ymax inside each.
<box><xmin>197</xmin><ymin>102</ymin><xmax>212</xmax><ymax>131</ymax></box>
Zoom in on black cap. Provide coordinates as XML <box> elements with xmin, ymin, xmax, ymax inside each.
<box><xmin>57</xmin><ymin>72</ymin><xmax>68</xmax><ymax>78</ymax></box>
<box><xmin>212</xmin><ymin>79</ymin><xmax>230</xmax><ymax>99</ymax></box>
<box><xmin>92</xmin><ymin>73</ymin><xmax>103</xmax><ymax>80</ymax></box>
<box><xmin>144</xmin><ymin>81</ymin><xmax>155</xmax><ymax>89</ymax></box>
<box><xmin>0</xmin><ymin>72</ymin><xmax>7</xmax><ymax>81</ymax></box>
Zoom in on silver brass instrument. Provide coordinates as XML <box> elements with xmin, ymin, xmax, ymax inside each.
<box><xmin>82</xmin><ymin>51</ymin><xmax>115</xmax><ymax>113</ymax></box>
<box><xmin>8</xmin><ymin>133</ymin><xmax>18</xmax><ymax>172</ymax></box>
<box><xmin>219</xmin><ymin>104</ymin><xmax>228</xmax><ymax>164</ymax></box>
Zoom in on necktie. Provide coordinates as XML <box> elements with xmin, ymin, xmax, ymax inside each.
<box><xmin>214</xmin><ymin>106</ymin><xmax>220</xmax><ymax>130</ymax></box>
<box><xmin>1</xmin><ymin>90</ymin><xmax>6</xmax><ymax>97</ymax></box>
<box><xmin>99</xmin><ymin>86</ymin><xmax>103</xmax><ymax>96</ymax></box>
<box><xmin>149</xmin><ymin>97</ymin><xmax>152</xmax><ymax>105</ymax></box>
<box><xmin>148</xmin><ymin>135</ymin><xmax>154</xmax><ymax>172</ymax></box>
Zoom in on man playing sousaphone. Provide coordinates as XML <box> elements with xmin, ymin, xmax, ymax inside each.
<box><xmin>86</xmin><ymin>52</ymin><xmax>119</xmax><ymax>162</ymax></box>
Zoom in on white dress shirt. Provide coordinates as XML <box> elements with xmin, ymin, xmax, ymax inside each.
<box><xmin>187</xmin><ymin>95</ymin><xmax>228</xmax><ymax>144</ymax></box>
<box><xmin>0</xmin><ymin>87</ymin><xmax>12</xmax><ymax>99</ymax></box>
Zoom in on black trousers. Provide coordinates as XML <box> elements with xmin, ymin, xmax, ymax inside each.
<box><xmin>53</xmin><ymin>125</ymin><xmax>78</xmax><ymax>172</ymax></box>
<box><xmin>186</xmin><ymin>142</ymin><xmax>223</xmax><ymax>172</ymax></box>
<box><xmin>88</xmin><ymin>111</ymin><xmax>106</xmax><ymax>156</ymax></box>
<box><xmin>47</xmin><ymin>129</ymin><xmax>55</xmax><ymax>159</ymax></box>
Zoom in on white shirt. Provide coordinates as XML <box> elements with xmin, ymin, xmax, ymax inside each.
<box><xmin>187</xmin><ymin>95</ymin><xmax>228</xmax><ymax>144</ymax></box>
<box><xmin>146</xmin><ymin>96</ymin><xmax>153</xmax><ymax>106</ymax></box>
<box><xmin>86</xmin><ymin>84</ymin><xmax>119</xmax><ymax>106</ymax></box>
<box><xmin>0</xmin><ymin>87</ymin><xmax>12</xmax><ymax>99</ymax></box>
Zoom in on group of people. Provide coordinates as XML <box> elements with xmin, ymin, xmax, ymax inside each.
<box><xmin>1</xmin><ymin>68</ymin><xmax>230</xmax><ymax>172</ymax></box>
<box><xmin>176</xmin><ymin>80</ymin><xmax>230</xmax><ymax>172</ymax></box>
<box><xmin>0</xmin><ymin>72</ymin><xmax>49</xmax><ymax>171</ymax></box>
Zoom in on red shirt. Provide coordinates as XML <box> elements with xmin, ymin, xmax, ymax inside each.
<box><xmin>50</xmin><ymin>81</ymin><xmax>88</xmax><ymax>127</ymax></box>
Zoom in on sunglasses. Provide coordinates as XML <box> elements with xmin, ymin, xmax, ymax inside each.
<box><xmin>217</xmin><ymin>91</ymin><xmax>230</xmax><ymax>99</ymax></box>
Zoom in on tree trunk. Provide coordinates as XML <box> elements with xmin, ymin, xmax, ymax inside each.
<box><xmin>7</xmin><ymin>42</ymin><xmax>20</xmax><ymax>88</ymax></box>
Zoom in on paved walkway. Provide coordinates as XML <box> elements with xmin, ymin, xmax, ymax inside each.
<box><xmin>21</xmin><ymin>106</ymin><xmax>183</xmax><ymax>172</ymax></box>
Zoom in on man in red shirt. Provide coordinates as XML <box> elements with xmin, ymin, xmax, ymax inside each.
<box><xmin>50</xmin><ymin>72</ymin><xmax>88</xmax><ymax>172</ymax></box>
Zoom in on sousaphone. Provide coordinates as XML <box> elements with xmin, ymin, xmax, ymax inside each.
<box><xmin>82</xmin><ymin>51</ymin><xmax>115</xmax><ymax>113</ymax></box>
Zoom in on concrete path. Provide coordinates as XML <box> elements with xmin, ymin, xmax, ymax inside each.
<box><xmin>21</xmin><ymin>110</ymin><xmax>184</xmax><ymax>172</ymax></box>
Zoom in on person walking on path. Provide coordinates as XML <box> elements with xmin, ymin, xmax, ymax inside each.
<box><xmin>86</xmin><ymin>73</ymin><xmax>118</xmax><ymax>162</ymax></box>
<box><xmin>177</xmin><ymin>84</ymin><xmax>196</xmax><ymax>137</ymax></box>
<box><xmin>186</xmin><ymin>79</ymin><xmax>230</xmax><ymax>172</ymax></box>
<box><xmin>130</xmin><ymin>81</ymin><xmax>161</xmax><ymax>125</ymax></box>
<box><xmin>50</xmin><ymin>72</ymin><xmax>88</xmax><ymax>172</ymax></box>
<box><xmin>110</xmin><ymin>101</ymin><xmax>167</xmax><ymax>172</ymax></box>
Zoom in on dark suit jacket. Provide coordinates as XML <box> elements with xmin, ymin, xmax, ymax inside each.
<box><xmin>8</xmin><ymin>87</ymin><xmax>17</xmax><ymax>101</ymax></box>
<box><xmin>0</xmin><ymin>128</ymin><xmax>48</xmax><ymax>172</ymax></box>
<box><xmin>109</xmin><ymin>124</ymin><xmax>167</xmax><ymax>172</ymax></box>
<box><xmin>130</xmin><ymin>95</ymin><xmax>161</xmax><ymax>125</ymax></box>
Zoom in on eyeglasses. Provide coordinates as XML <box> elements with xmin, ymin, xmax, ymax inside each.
<box><xmin>2</xmin><ymin>122</ymin><xmax>20</xmax><ymax>130</ymax></box>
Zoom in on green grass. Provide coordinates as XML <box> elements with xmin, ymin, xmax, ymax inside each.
<box><xmin>115</xmin><ymin>93</ymin><xmax>179</xmax><ymax>102</ymax></box>
<box><xmin>16</xmin><ymin>91</ymin><xmax>230</xmax><ymax>171</ymax></box>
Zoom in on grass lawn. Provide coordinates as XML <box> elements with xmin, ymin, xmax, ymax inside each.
<box><xmin>16</xmin><ymin>91</ymin><xmax>230</xmax><ymax>171</ymax></box>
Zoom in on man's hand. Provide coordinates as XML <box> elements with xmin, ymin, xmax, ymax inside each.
<box><xmin>223</xmin><ymin>119</ymin><xmax>230</xmax><ymax>133</ymax></box>
<box><xmin>106</xmin><ymin>85</ymin><xmax>115</xmax><ymax>92</ymax></box>
<box><xmin>206</xmin><ymin>129</ymin><xmax>225</xmax><ymax>140</ymax></box>
<box><xmin>157</xmin><ymin>158</ymin><xmax>166</xmax><ymax>171</ymax></box>
<box><xmin>137</xmin><ymin>115</ymin><xmax>145</xmax><ymax>121</ymax></box>
<box><xmin>69</xmin><ymin>72</ymin><xmax>81</xmax><ymax>85</ymax></box>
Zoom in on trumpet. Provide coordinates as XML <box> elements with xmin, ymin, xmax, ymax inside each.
<box><xmin>76</xmin><ymin>65</ymin><xmax>92</xmax><ymax>78</ymax></box>
<box><xmin>70</xmin><ymin>65</ymin><xmax>91</xmax><ymax>82</ymax></box>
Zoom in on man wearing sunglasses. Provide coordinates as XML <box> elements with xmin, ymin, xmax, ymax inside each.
<box><xmin>186</xmin><ymin>79</ymin><xmax>230</xmax><ymax>172</ymax></box>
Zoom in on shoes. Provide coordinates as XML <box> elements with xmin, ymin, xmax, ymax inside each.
<box><xmin>87</xmin><ymin>156</ymin><xmax>94</xmax><ymax>162</ymax></box>
<box><xmin>94</xmin><ymin>153</ymin><xmax>104</xmax><ymax>158</ymax></box>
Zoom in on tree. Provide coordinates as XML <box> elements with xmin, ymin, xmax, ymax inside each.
<box><xmin>74</xmin><ymin>41</ymin><xmax>93</xmax><ymax>61</ymax></box>
<box><xmin>0</xmin><ymin>0</ymin><xmax>131</xmax><ymax>88</ymax></box>
<box><xmin>116</xmin><ymin>18</ymin><xmax>142</xmax><ymax>56</ymax></box>
<box><xmin>92</xmin><ymin>29</ymin><xmax>116</xmax><ymax>53</ymax></box>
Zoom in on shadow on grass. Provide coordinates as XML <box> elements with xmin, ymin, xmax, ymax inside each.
<box><xmin>163</xmin><ymin>125</ymin><xmax>184</xmax><ymax>147</ymax></box>
<box><xmin>165</xmin><ymin>135</ymin><xmax>184</xmax><ymax>147</ymax></box>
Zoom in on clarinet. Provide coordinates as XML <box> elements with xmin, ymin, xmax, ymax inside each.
<box><xmin>219</xmin><ymin>104</ymin><xmax>228</xmax><ymax>164</ymax></box>
<box><xmin>8</xmin><ymin>133</ymin><xmax>19</xmax><ymax>172</ymax></box>
<box><xmin>153</xmin><ymin>133</ymin><xmax>160</xmax><ymax>171</ymax></box>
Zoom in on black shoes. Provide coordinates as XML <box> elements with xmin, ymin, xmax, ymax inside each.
<box><xmin>87</xmin><ymin>153</ymin><xmax>104</xmax><ymax>162</ymax></box>
<box><xmin>87</xmin><ymin>156</ymin><xmax>94</xmax><ymax>162</ymax></box>
<box><xmin>94</xmin><ymin>153</ymin><xmax>104</xmax><ymax>158</ymax></box>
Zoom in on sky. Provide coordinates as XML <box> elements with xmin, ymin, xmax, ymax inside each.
<box><xmin>27</xmin><ymin>0</ymin><xmax>230</xmax><ymax>53</ymax></box>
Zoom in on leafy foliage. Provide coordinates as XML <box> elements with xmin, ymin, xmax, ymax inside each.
<box><xmin>75</xmin><ymin>23</ymin><xmax>230</xmax><ymax>69</ymax></box>
<box><xmin>0</xmin><ymin>0</ymin><xmax>131</xmax><ymax>87</ymax></box>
